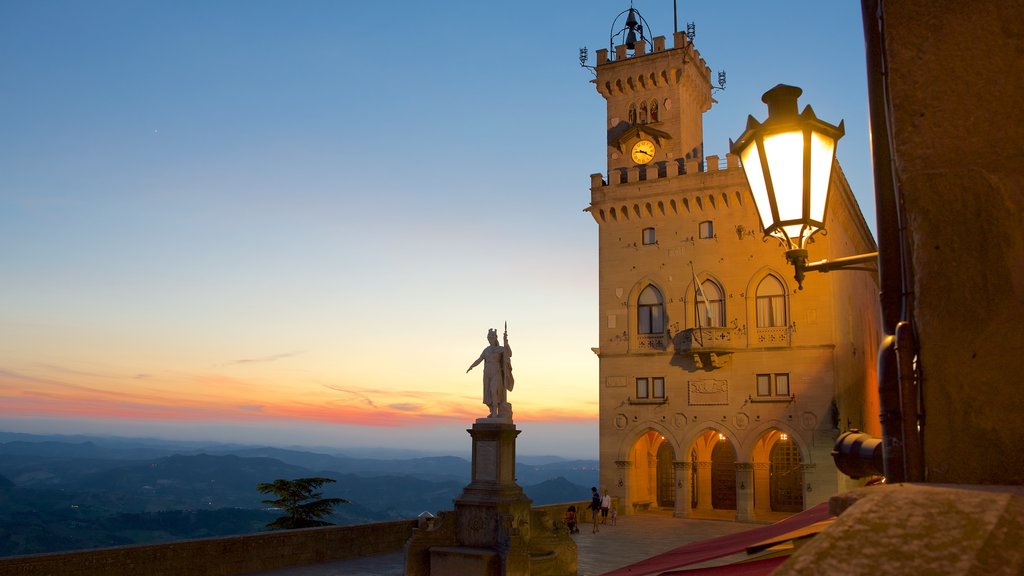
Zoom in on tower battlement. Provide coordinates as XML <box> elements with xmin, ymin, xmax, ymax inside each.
<box><xmin>594</xmin><ymin>33</ymin><xmax>712</xmax><ymax>97</ymax></box>
<box><xmin>587</xmin><ymin>153</ymin><xmax>745</xmax><ymax>224</ymax></box>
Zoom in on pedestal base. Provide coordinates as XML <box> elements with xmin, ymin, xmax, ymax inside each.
<box><xmin>405</xmin><ymin>421</ymin><xmax>577</xmax><ymax>576</ymax></box>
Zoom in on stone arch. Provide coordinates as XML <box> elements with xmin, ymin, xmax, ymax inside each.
<box><xmin>613</xmin><ymin>425</ymin><xmax>680</xmax><ymax>514</ymax></box>
<box><xmin>750</xmin><ymin>427</ymin><xmax>806</xmax><ymax>513</ymax></box>
<box><xmin>679</xmin><ymin>427</ymin><xmax>739</xmax><ymax>516</ymax></box>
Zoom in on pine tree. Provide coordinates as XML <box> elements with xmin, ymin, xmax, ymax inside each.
<box><xmin>256</xmin><ymin>477</ymin><xmax>348</xmax><ymax>530</ymax></box>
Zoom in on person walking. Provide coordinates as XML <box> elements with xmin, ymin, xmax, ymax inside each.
<box><xmin>600</xmin><ymin>489</ymin><xmax>612</xmax><ymax>524</ymax></box>
<box><xmin>589</xmin><ymin>487</ymin><xmax>602</xmax><ymax>533</ymax></box>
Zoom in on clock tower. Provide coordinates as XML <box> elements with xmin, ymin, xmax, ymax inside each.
<box><xmin>593</xmin><ymin>24</ymin><xmax>714</xmax><ymax>179</ymax></box>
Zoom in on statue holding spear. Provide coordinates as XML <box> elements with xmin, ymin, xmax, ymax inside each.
<box><xmin>466</xmin><ymin>322</ymin><xmax>514</xmax><ymax>419</ymax></box>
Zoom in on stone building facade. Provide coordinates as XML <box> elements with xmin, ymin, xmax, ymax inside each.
<box><xmin>587</xmin><ymin>31</ymin><xmax>880</xmax><ymax>521</ymax></box>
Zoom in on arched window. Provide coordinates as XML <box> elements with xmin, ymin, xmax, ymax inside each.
<box><xmin>639</xmin><ymin>101</ymin><xmax>648</xmax><ymax>124</ymax></box>
<box><xmin>695</xmin><ymin>279</ymin><xmax>725</xmax><ymax>327</ymax></box>
<box><xmin>637</xmin><ymin>285</ymin><xmax>664</xmax><ymax>335</ymax></box>
<box><xmin>628</xmin><ymin>103</ymin><xmax>637</xmax><ymax>125</ymax></box>
<box><xmin>649</xmin><ymin>99</ymin><xmax>659</xmax><ymax>122</ymax></box>
<box><xmin>756</xmin><ymin>275</ymin><xmax>788</xmax><ymax>327</ymax></box>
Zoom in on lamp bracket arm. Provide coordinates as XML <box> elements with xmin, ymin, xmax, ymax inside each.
<box><xmin>803</xmin><ymin>252</ymin><xmax>879</xmax><ymax>274</ymax></box>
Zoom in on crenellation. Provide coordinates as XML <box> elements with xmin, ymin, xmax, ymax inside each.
<box><xmin>653</xmin><ymin>36</ymin><xmax>666</xmax><ymax>52</ymax></box>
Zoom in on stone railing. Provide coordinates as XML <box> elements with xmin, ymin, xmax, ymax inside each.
<box><xmin>636</xmin><ymin>333</ymin><xmax>667</xmax><ymax>351</ymax></box>
<box><xmin>675</xmin><ymin>327</ymin><xmax>734</xmax><ymax>352</ymax></box>
<box><xmin>756</xmin><ymin>326</ymin><xmax>792</xmax><ymax>347</ymax></box>
<box><xmin>0</xmin><ymin>501</ymin><xmax>593</xmax><ymax>576</ymax></box>
<box><xmin>0</xmin><ymin>519</ymin><xmax>416</xmax><ymax>576</ymax></box>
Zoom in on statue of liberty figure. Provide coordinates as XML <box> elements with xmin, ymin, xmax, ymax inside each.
<box><xmin>466</xmin><ymin>323</ymin><xmax>514</xmax><ymax>419</ymax></box>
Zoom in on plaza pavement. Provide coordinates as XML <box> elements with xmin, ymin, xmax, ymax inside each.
<box><xmin>246</xmin><ymin>510</ymin><xmax>772</xmax><ymax>576</ymax></box>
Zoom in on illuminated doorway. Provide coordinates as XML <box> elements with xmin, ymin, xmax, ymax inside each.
<box><xmin>711</xmin><ymin>437</ymin><xmax>736</xmax><ymax>510</ymax></box>
<box><xmin>769</xmin><ymin>435</ymin><xmax>803</xmax><ymax>512</ymax></box>
<box><xmin>656</xmin><ymin>441</ymin><xmax>675</xmax><ymax>507</ymax></box>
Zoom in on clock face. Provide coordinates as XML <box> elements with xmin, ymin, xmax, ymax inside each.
<box><xmin>631</xmin><ymin>140</ymin><xmax>656</xmax><ymax>164</ymax></box>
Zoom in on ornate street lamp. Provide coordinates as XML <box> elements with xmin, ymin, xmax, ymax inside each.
<box><xmin>730</xmin><ymin>84</ymin><xmax>877</xmax><ymax>288</ymax></box>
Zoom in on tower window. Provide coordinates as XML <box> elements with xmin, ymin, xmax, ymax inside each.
<box><xmin>699</xmin><ymin>220</ymin><xmax>714</xmax><ymax>239</ymax></box>
<box><xmin>639</xmin><ymin>101</ymin><xmax>648</xmax><ymax>124</ymax></box>
<box><xmin>628</xmin><ymin>103</ymin><xmax>637</xmax><ymax>125</ymax></box>
<box><xmin>642</xmin><ymin>227</ymin><xmax>656</xmax><ymax>245</ymax></box>
<box><xmin>649</xmin><ymin>99</ymin><xmax>659</xmax><ymax>122</ymax></box>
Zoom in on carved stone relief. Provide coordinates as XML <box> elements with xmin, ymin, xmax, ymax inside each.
<box><xmin>688</xmin><ymin>379</ymin><xmax>728</xmax><ymax>406</ymax></box>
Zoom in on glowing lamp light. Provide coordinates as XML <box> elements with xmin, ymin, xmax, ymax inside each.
<box><xmin>731</xmin><ymin>85</ymin><xmax>874</xmax><ymax>288</ymax></box>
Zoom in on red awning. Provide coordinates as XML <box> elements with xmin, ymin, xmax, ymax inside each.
<box><xmin>599</xmin><ymin>502</ymin><xmax>833</xmax><ymax>576</ymax></box>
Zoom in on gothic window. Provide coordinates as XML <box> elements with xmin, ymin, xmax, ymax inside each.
<box><xmin>639</xmin><ymin>101</ymin><xmax>648</xmax><ymax>124</ymax></box>
<box><xmin>649</xmin><ymin>99</ymin><xmax>659</xmax><ymax>122</ymax></box>
<box><xmin>756</xmin><ymin>275</ymin><xmax>788</xmax><ymax>327</ymax></box>
<box><xmin>642</xmin><ymin>227</ymin><xmax>656</xmax><ymax>245</ymax></box>
<box><xmin>637</xmin><ymin>285</ymin><xmax>664</xmax><ymax>335</ymax></box>
<box><xmin>698</xmin><ymin>220</ymin><xmax>714</xmax><ymax>239</ymax></box>
<box><xmin>695</xmin><ymin>279</ymin><xmax>725</xmax><ymax>328</ymax></box>
<box><xmin>628</xmin><ymin>103</ymin><xmax>637</xmax><ymax>125</ymax></box>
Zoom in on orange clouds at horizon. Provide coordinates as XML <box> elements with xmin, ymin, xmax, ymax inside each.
<box><xmin>0</xmin><ymin>364</ymin><xmax>597</xmax><ymax>431</ymax></box>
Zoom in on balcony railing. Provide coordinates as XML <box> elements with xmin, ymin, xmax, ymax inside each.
<box><xmin>675</xmin><ymin>327</ymin><xmax>734</xmax><ymax>352</ymax></box>
<box><xmin>755</xmin><ymin>326</ymin><xmax>791</xmax><ymax>347</ymax></box>
<box><xmin>637</xmin><ymin>333</ymin><xmax>667</xmax><ymax>350</ymax></box>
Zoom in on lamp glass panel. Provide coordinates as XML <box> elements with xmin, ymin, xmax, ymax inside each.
<box><xmin>739</xmin><ymin>141</ymin><xmax>775</xmax><ymax>231</ymax></box>
<box><xmin>809</xmin><ymin>131</ymin><xmax>835</xmax><ymax>223</ymax></box>
<box><xmin>762</xmin><ymin>131</ymin><xmax>805</xmax><ymax>224</ymax></box>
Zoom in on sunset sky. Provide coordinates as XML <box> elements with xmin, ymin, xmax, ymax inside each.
<box><xmin>0</xmin><ymin>1</ymin><xmax>872</xmax><ymax>458</ymax></box>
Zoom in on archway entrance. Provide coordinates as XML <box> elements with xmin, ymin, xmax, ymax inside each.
<box><xmin>751</xmin><ymin>430</ymin><xmax>804</xmax><ymax>516</ymax></box>
<box><xmin>769</xmin><ymin>435</ymin><xmax>803</xmax><ymax>512</ymax></box>
<box><xmin>656</xmin><ymin>441</ymin><xmax>675</xmax><ymax>507</ymax></box>
<box><xmin>711</xmin><ymin>437</ymin><xmax>737</xmax><ymax>510</ymax></box>
<box><xmin>627</xmin><ymin>431</ymin><xmax>675</xmax><ymax>511</ymax></box>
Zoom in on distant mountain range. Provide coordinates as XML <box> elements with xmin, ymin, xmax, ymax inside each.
<box><xmin>0</xmin><ymin>431</ymin><xmax>598</xmax><ymax>557</ymax></box>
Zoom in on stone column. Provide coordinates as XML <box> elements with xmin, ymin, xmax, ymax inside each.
<box><xmin>647</xmin><ymin>453</ymin><xmax>657</xmax><ymax>505</ymax></box>
<box><xmin>753</xmin><ymin>462</ymin><xmax>771</xmax><ymax>517</ymax></box>
<box><xmin>673</xmin><ymin>461</ymin><xmax>691</xmax><ymax>518</ymax></box>
<box><xmin>734</xmin><ymin>463</ymin><xmax>755</xmax><ymax>522</ymax></box>
<box><xmin>614</xmin><ymin>460</ymin><xmax>633</xmax><ymax>515</ymax></box>
<box><xmin>695</xmin><ymin>461</ymin><xmax>713</xmax><ymax>511</ymax></box>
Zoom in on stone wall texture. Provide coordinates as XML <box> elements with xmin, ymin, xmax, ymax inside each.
<box><xmin>0</xmin><ymin>519</ymin><xmax>415</xmax><ymax>576</ymax></box>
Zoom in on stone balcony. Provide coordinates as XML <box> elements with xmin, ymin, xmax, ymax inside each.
<box><xmin>674</xmin><ymin>327</ymin><xmax>735</xmax><ymax>369</ymax></box>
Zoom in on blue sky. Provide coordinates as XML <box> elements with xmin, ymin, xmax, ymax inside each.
<box><xmin>0</xmin><ymin>1</ymin><xmax>871</xmax><ymax>457</ymax></box>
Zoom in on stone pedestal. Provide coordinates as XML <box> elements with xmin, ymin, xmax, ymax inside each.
<box><xmin>405</xmin><ymin>419</ymin><xmax>576</xmax><ymax>576</ymax></box>
<box><xmin>453</xmin><ymin>421</ymin><xmax>533</xmax><ymax>575</ymax></box>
